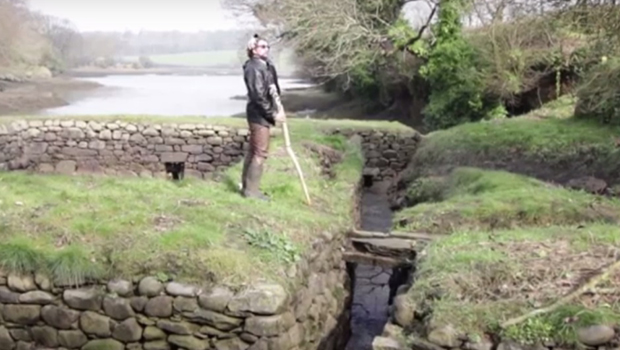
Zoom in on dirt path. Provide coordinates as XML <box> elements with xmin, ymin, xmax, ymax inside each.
<box><xmin>0</xmin><ymin>76</ymin><xmax>101</xmax><ymax>116</ymax></box>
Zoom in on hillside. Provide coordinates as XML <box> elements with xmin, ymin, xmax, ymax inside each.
<box><xmin>392</xmin><ymin>96</ymin><xmax>620</xmax><ymax>348</ymax></box>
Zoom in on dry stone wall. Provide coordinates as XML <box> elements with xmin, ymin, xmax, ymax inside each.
<box><xmin>327</xmin><ymin>128</ymin><xmax>420</xmax><ymax>184</ymax></box>
<box><xmin>0</xmin><ymin>232</ymin><xmax>351</xmax><ymax>350</ymax></box>
<box><xmin>0</xmin><ymin>120</ymin><xmax>420</xmax><ymax>182</ymax></box>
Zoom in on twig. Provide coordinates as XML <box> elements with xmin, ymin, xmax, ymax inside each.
<box><xmin>500</xmin><ymin>259</ymin><xmax>620</xmax><ymax>329</ymax></box>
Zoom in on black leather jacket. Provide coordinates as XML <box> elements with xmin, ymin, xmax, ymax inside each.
<box><xmin>243</xmin><ymin>57</ymin><xmax>281</xmax><ymax>127</ymax></box>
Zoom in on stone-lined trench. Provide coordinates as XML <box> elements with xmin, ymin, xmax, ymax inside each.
<box><xmin>0</xmin><ymin>119</ymin><xmax>420</xmax><ymax>350</ymax></box>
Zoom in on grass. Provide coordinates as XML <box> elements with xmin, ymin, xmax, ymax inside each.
<box><xmin>409</xmin><ymin>96</ymin><xmax>620</xmax><ymax>180</ymax></box>
<box><xmin>0</xmin><ymin>118</ymin><xmax>411</xmax><ymax>286</ymax></box>
<box><xmin>398</xmin><ymin>96</ymin><xmax>620</xmax><ymax>346</ymax></box>
<box><xmin>394</xmin><ymin>167</ymin><xmax>620</xmax><ymax>234</ymax></box>
<box><xmin>122</xmin><ymin>49</ymin><xmax>298</xmax><ymax>75</ymax></box>
<box><xmin>408</xmin><ymin>223</ymin><xmax>620</xmax><ymax>346</ymax></box>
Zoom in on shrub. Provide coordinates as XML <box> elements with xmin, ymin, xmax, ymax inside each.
<box><xmin>574</xmin><ymin>58</ymin><xmax>620</xmax><ymax>125</ymax></box>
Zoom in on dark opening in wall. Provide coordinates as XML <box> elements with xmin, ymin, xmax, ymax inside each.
<box><xmin>362</xmin><ymin>175</ymin><xmax>374</xmax><ymax>188</ymax></box>
<box><xmin>164</xmin><ymin>162</ymin><xmax>185</xmax><ymax>181</ymax></box>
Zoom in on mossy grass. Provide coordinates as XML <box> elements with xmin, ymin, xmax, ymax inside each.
<box><xmin>408</xmin><ymin>223</ymin><xmax>620</xmax><ymax>346</ymax></box>
<box><xmin>394</xmin><ymin>167</ymin><xmax>620</xmax><ymax>233</ymax></box>
<box><xmin>409</xmin><ymin>97</ymin><xmax>620</xmax><ymax>180</ymax></box>
<box><xmin>0</xmin><ymin>118</ymin><xmax>409</xmax><ymax>286</ymax></box>
<box><xmin>399</xmin><ymin>96</ymin><xmax>620</xmax><ymax>346</ymax></box>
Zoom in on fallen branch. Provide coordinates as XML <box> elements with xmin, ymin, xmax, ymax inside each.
<box><xmin>500</xmin><ymin>259</ymin><xmax>620</xmax><ymax>329</ymax></box>
<box><xmin>349</xmin><ymin>228</ymin><xmax>441</xmax><ymax>242</ymax></box>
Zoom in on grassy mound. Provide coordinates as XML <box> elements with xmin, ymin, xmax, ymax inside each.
<box><xmin>403</xmin><ymin>97</ymin><xmax>620</xmax><ymax>186</ymax></box>
<box><xmin>394</xmin><ymin>167</ymin><xmax>620</xmax><ymax>234</ymax></box>
<box><xmin>399</xmin><ymin>168</ymin><xmax>620</xmax><ymax>346</ymax></box>
<box><xmin>409</xmin><ymin>223</ymin><xmax>620</xmax><ymax>346</ymax></box>
<box><xmin>575</xmin><ymin>59</ymin><xmax>620</xmax><ymax>125</ymax></box>
<box><xmin>0</xmin><ymin>118</ymin><xmax>411</xmax><ymax>286</ymax></box>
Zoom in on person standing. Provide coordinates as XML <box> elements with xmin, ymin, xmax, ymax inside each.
<box><xmin>240</xmin><ymin>34</ymin><xmax>286</xmax><ymax>200</ymax></box>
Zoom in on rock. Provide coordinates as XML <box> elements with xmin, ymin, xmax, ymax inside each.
<box><xmin>382</xmin><ymin>324</ymin><xmax>404</xmax><ymax>339</ymax></box>
<box><xmin>166</xmin><ymin>282</ymin><xmax>198</xmax><ymax>297</ymax></box>
<box><xmin>131</xmin><ymin>296</ymin><xmax>148</xmax><ymax>312</ymax></box>
<box><xmin>497</xmin><ymin>341</ymin><xmax>526</xmax><ymax>350</ymax></box>
<box><xmin>156</xmin><ymin>320</ymin><xmax>198</xmax><ymax>335</ymax></box>
<box><xmin>14</xmin><ymin>341</ymin><xmax>32</xmax><ymax>350</ymax></box>
<box><xmin>41</xmin><ymin>305</ymin><xmax>80</xmax><ymax>329</ymax></box>
<box><xmin>577</xmin><ymin>325</ymin><xmax>615</xmax><ymax>346</ymax></box>
<box><xmin>144</xmin><ymin>296</ymin><xmax>173</xmax><ymax>317</ymax></box>
<box><xmin>30</xmin><ymin>326</ymin><xmax>58</xmax><ymax>348</ymax></box>
<box><xmin>267</xmin><ymin>323</ymin><xmax>304</xmax><ymax>350</ymax></box>
<box><xmin>55</xmin><ymin>160</ymin><xmax>76</xmax><ymax>174</ymax></box>
<box><xmin>464</xmin><ymin>340</ymin><xmax>493</xmax><ymax>350</ymax></box>
<box><xmin>143</xmin><ymin>326</ymin><xmax>166</xmax><ymax>340</ymax></box>
<box><xmin>392</xmin><ymin>294</ymin><xmax>414</xmax><ymax>327</ymax></box>
<box><xmin>81</xmin><ymin>339</ymin><xmax>124</xmax><ymax>350</ymax></box>
<box><xmin>144</xmin><ymin>341</ymin><xmax>171</xmax><ymax>350</ymax></box>
<box><xmin>173</xmin><ymin>296</ymin><xmax>199</xmax><ymax>312</ymax></box>
<box><xmin>58</xmin><ymin>330</ymin><xmax>88</xmax><ymax>349</ymax></box>
<box><xmin>168</xmin><ymin>335</ymin><xmax>210</xmax><ymax>350</ymax></box>
<box><xmin>107</xmin><ymin>279</ymin><xmax>133</xmax><ymax>296</ymax></box>
<box><xmin>240</xmin><ymin>332</ymin><xmax>258</xmax><ymax>343</ymax></box>
<box><xmin>0</xmin><ymin>326</ymin><xmax>15</xmax><ymax>350</ymax></box>
<box><xmin>227</xmin><ymin>283</ymin><xmax>288</xmax><ymax>315</ymax></box>
<box><xmin>198</xmin><ymin>325</ymin><xmax>229</xmax><ymax>338</ymax></box>
<box><xmin>139</xmin><ymin>277</ymin><xmax>164</xmax><ymax>296</ymax></box>
<box><xmin>18</xmin><ymin>291</ymin><xmax>54</xmax><ymax>304</ymax></box>
<box><xmin>79</xmin><ymin>311</ymin><xmax>112</xmax><ymax>337</ymax></box>
<box><xmin>2</xmin><ymin>305</ymin><xmax>41</xmax><ymax>325</ymax></box>
<box><xmin>215</xmin><ymin>337</ymin><xmax>250</xmax><ymax>350</ymax></box>
<box><xmin>247</xmin><ymin>339</ymin><xmax>269</xmax><ymax>350</ymax></box>
<box><xmin>372</xmin><ymin>336</ymin><xmax>404</xmax><ymax>350</ymax></box>
<box><xmin>103</xmin><ymin>295</ymin><xmax>136</xmax><ymax>320</ymax></box>
<box><xmin>9</xmin><ymin>329</ymin><xmax>30</xmax><ymax>342</ymax></box>
<box><xmin>428</xmin><ymin>324</ymin><xmax>461</xmax><ymax>348</ymax></box>
<box><xmin>112</xmin><ymin>317</ymin><xmax>143</xmax><ymax>342</ymax></box>
<box><xmin>160</xmin><ymin>152</ymin><xmax>188</xmax><ymax>163</ymax></box>
<box><xmin>7</xmin><ymin>274</ymin><xmax>37</xmax><ymax>292</ymax></box>
<box><xmin>183</xmin><ymin>309</ymin><xmax>243</xmax><ymax>331</ymax></box>
<box><xmin>143</xmin><ymin>127</ymin><xmax>160</xmax><ymax>136</ymax></box>
<box><xmin>244</xmin><ymin>312</ymin><xmax>296</xmax><ymax>337</ymax></box>
<box><xmin>0</xmin><ymin>286</ymin><xmax>20</xmax><ymax>303</ymax></box>
<box><xmin>63</xmin><ymin>288</ymin><xmax>103</xmax><ymax>311</ymax></box>
<box><xmin>34</xmin><ymin>273</ymin><xmax>51</xmax><ymax>291</ymax></box>
<box><xmin>567</xmin><ymin>176</ymin><xmax>607</xmax><ymax>194</ymax></box>
<box><xmin>199</xmin><ymin>286</ymin><xmax>233</xmax><ymax>312</ymax></box>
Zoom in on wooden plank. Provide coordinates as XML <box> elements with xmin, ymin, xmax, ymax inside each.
<box><xmin>348</xmin><ymin>228</ymin><xmax>442</xmax><ymax>242</ymax></box>
<box><xmin>342</xmin><ymin>251</ymin><xmax>413</xmax><ymax>268</ymax></box>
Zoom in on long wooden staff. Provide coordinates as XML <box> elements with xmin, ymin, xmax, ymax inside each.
<box><xmin>281</xmin><ymin>121</ymin><xmax>311</xmax><ymax>205</ymax></box>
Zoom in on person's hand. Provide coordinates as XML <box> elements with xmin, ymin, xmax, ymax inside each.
<box><xmin>275</xmin><ymin>109</ymin><xmax>287</xmax><ymax>123</ymax></box>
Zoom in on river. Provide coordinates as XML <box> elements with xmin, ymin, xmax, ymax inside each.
<box><xmin>37</xmin><ymin>74</ymin><xmax>314</xmax><ymax>117</ymax></box>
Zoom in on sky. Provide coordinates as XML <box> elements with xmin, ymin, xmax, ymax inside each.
<box><xmin>28</xmin><ymin>0</ymin><xmax>256</xmax><ymax>32</ymax></box>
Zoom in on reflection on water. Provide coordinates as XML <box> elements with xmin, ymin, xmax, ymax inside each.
<box><xmin>39</xmin><ymin>74</ymin><xmax>313</xmax><ymax>117</ymax></box>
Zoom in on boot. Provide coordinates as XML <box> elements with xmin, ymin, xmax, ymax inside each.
<box><xmin>240</xmin><ymin>155</ymin><xmax>251</xmax><ymax>193</ymax></box>
<box><xmin>242</xmin><ymin>159</ymin><xmax>270</xmax><ymax>201</ymax></box>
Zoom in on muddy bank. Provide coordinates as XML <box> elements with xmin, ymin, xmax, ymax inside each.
<box><xmin>0</xmin><ymin>77</ymin><xmax>101</xmax><ymax>116</ymax></box>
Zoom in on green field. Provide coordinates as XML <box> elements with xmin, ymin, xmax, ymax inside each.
<box><xmin>124</xmin><ymin>49</ymin><xmax>298</xmax><ymax>75</ymax></box>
